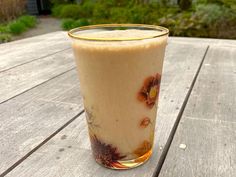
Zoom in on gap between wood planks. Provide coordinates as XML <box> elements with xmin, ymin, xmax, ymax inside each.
<box><xmin>0</xmin><ymin>48</ymin><xmax>71</xmax><ymax>74</ymax></box>
<box><xmin>0</xmin><ymin>67</ymin><xmax>76</xmax><ymax>105</ymax></box>
<box><xmin>154</xmin><ymin>46</ymin><xmax>210</xmax><ymax>177</ymax></box>
<box><xmin>0</xmin><ymin>45</ymin><xmax>210</xmax><ymax>177</ymax></box>
<box><xmin>0</xmin><ymin>110</ymin><xmax>85</xmax><ymax>177</ymax></box>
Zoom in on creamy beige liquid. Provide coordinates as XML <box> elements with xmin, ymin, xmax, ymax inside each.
<box><xmin>72</xmin><ymin>29</ymin><xmax>167</xmax><ymax>169</ymax></box>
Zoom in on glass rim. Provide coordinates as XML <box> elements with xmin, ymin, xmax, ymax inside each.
<box><xmin>68</xmin><ymin>24</ymin><xmax>169</xmax><ymax>41</ymax></box>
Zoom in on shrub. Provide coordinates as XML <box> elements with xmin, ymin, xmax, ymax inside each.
<box><xmin>52</xmin><ymin>5</ymin><xmax>65</xmax><ymax>17</ymax></box>
<box><xmin>92</xmin><ymin>3</ymin><xmax>110</xmax><ymax>20</ymax></box>
<box><xmin>60</xmin><ymin>4</ymin><xmax>81</xmax><ymax>19</ymax></box>
<box><xmin>178</xmin><ymin>0</ymin><xmax>192</xmax><ymax>10</ymax></box>
<box><xmin>50</xmin><ymin>0</ymin><xmax>75</xmax><ymax>5</ymax></box>
<box><xmin>159</xmin><ymin>12</ymin><xmax>206</xmax><ymax>37</ymax></box>
<box><xmin>61</xmin><ymin>18</ymin><xmax>90</xmax><ymax>30</ymax></box>
<box><xmin>127</xmin><ymin>5</ymin><xmax>150</xmax><ymax>23</ymax></box>
<box><xmin>8</xmin><ymin>21</ymin><xmax>27</xmax><ymax>35</ymax></box>
<box><xmin>18</xmin><ymin>15</ymin><xmax>37</xmax><ymax>28</ymax></box>
<box><xmin>195</xmin><ymin>4</ymin><xmax>224</xmax><ymax>24</ymax></box>
<box><xmin>80</xmin><ymin>1</ymin><xmax>96</xmax><ymax>18</ymax></box>
<box><xmin>0</xmin><ymin>33</ymin><xmax>12</xmax><ymax>43</ymax></box>
<box><xmin>52</xmin><ymin>1</ymin><xmax>236</xmax><ymax>39</ymax></box>
<box><xmin>109</xmin><ymin>7</ymin><xmax>130</xmax><ymax>23</ymax></box>
<box><xmin>0</xmin><ymin>0</ymin><xmax>26</xmax><ymax>22</ymax></box>
<box><xmin>61</xmin><ymin>18</ymin><xmax>75</xmax><ymax>30</ymax></box>
<box><xmin>0</xmin><ymin>25</ymin><xmax>10</xmax><ymax>33</ymax></box>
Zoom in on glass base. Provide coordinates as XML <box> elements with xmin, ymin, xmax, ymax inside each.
<box><xmin>95</xmin><ymin>149</ymin><xmax>152</xmax><ymax>170</ymax></box>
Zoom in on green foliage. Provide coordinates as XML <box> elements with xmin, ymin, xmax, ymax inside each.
<box><xmin>195</xmin><ymin>4</ymin><xmax>224</xmax><ymax>24</ymax></box>
<box><xmin>0</xmin><ymin>25</ymin><xmax>10</xmax><ymax>33</ymax></box>
<box><xmin>80</xmin><ymin>1</ymin><xmax>96</xmax><ymax>17</ymax></box>
<box><xmin>18</xmin><ymin>15</ymin><xmax>37</xmax><ymax>28</ymax></box>
<box><xmin>109</xmin><ymin>7</ymin><xmax>130</xmax><ymax>23</ymax></box>
<box><xmin>50</xmin><ymin>0</ymin><xmax>75</xmax><ymax>5</ymax></box>
<box><xmin>53</xmin><ymin>0</ymin><xmax>236</xmax><ymax>39</ymax></box>
<box><xmin>160</xmin><ymin>3</ymin><xmax>236</xmax><ymax>38</ymax></box>
<box><xmin>73</xmin><ymin>18</ymin><xmax>90</xmax><ymax>27</ymax></box>
<box><xmin>220</xmin><ymin>0</ymin><xmax>236</xmax><ymax>10</ymax></box>
<box><xmin>7</xmin><ymin>15</ymin><xmax>37</xmax><ymax>34</ymax></box>
<box><xmin>61</xmin><ymin>18</ymin><xmax>90</xmax><ymax>30</ymax></box>
<box><xmin>178</xmin><ymin>0</ymin><xmax>192</xmax><ymax>10</ymax></box>
<box><xmin>52</xmin><ymin>4</ymin><xmax>65</xmax><ymax>17</ymax></box>
<box><xmin>60</xmin><ymin>4</ymin><xmax>81</xmax><ymax>19</ymax></box>
<box><xmin>0</xmin><ymin>33</ymin><xmax>12</xmax><ymax>43</ymax></box>
<box><xmin>159</xmin><ymin>12</ymin><xmax>204</xmax><ymax>37</ymax></box>
<box><xmin>128</xmin><ymin>5</ymin><xmax>150</xmax><ymax>23</ymax></box>
<box><xmin>0</xmin><ymin>15</ymin><xmax>37</xmax><ymax>42</ymax></box>
<box><xmin>195</xmin><ymin>0</ymin><xmax>236</xmax><ymax>9</ymax></box>
<box><xmin>8</xmin><ymin>21</ymin><xmax>27</xmax><ymax>35</ymax></box>
<box><xmin>92</xmin><ymin>2</ymin><xmax>110</xmax><ymax>20</ymax></box>
<box><xmin>61</xmin><ymin>18</ymin><xmax>74</xmax><ymax>30</ymax></box>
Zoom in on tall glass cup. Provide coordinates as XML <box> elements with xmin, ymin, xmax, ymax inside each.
<box><xmin>68</xmin><ymin>24</ymin><xmax>169</xmax><ymax>169</ymax></box>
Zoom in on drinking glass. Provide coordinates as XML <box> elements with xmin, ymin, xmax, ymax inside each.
<box><xmin>68</xmin><ymin>24</ymin><xmax>169</xmax><ymax>169</ymax></box>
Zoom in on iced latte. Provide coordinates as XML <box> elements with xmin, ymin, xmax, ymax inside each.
<box><xmin>68</xmin><ymin>24</ymin><xmax>169</xmax><ymax>169</ymax></box>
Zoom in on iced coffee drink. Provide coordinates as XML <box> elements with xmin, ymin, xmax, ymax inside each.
<box><xmin>68</xmin><ymin>24</ymin><xmax>169</xmax><ymax>169</ymax></box>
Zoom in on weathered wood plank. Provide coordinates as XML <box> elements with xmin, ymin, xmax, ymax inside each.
<box><xmin>184</xmin><ymin>46</ymin><xmax>236</xmax><ymax>122</ymax></box>
<box><xmin>158</xmin><ymin>46</ymin><xmax>236</xmax><ymax>177</ymax></box>
<box><xmin>159</xmin><ymin>119</ymin><xmax>236</xmax><ymax>177</ymax></box>
<box><xmin>0</xmin><ymin>69</ymin><xmax>84</xmax><ymax>175</ymax></box>
<box><xmin>5</xmin><ymin>43</ymin><xmax>208</xmax><ymax>177</ymax></box>
<box><xmin>169</xmin><ymin>37</ymin><xmax>236</xmax><ymax>47</ymax></box>
<box><xmin>0</xmin><ymin>49</ymin><xmax>75</xmax><ymax>103</ymax></box>
<box><xmin>0</xmin><ymin>31</ymin><xmax>70</xmax><ymax>72</ymax></box>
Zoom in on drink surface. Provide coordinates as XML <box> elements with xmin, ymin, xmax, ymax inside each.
<box><xmin>72</xmin><ymin>29</ymin><xmax>167</xmax><ymax>169</ymax></box>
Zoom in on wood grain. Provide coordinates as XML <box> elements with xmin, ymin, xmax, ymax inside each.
<box><xmin>0</xmin><ymin>31</ymin><xmax>70</xmax><ymax>72</ymax></box>
<box><xmin>169</xmin><ymin>37</ymin><xmax>236</xmax><ymax>48</ymax></box>
<box><xmin>184</xmin><ymin>46</ymin><xmax>236</xmax><ymax>122</ymax></box>
<box><xmin>159</xmin><ymin>118</ymin><xmax>236</xmax><ymax>177</ymax></box>
<box><xmin>158</xmin><ymin>46</ymin><xmax>236</xmax><ymax>177</ymax></box>
<box><xmin>4</xmin><ymin>43</ymin><xmax>208</xmax><ymax>177</ymax></box>
<box><xmin>0</xmin><ymin>49</ymin><xmax>75</xmax><ymax>103</ymax></box>
<box><xmin>0</xmin><ymin>70</ymin><xmax>84</xmax><ymax>175</ymax></box>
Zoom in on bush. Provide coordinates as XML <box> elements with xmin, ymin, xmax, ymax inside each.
<box><xmin>52</xmin><ymin>5</ymin><xmax>65</xmax><ymax>17</ymax></box>
<box><xmin>79</xmin><ymin>1</ymin><xmax>96</xmax><ymax>18</ymax></box>
<box><xmin>53</xmin><ymin>1</ymin><xmax>236</xmax><ymax>39</ymax></box>
<box><xmin>50</xmin><ymin>0</ymin><xmax>75</xmax><ymax>5</ymax></box>
<box><xmin>0</xmin><ymin>0</ymin><xmax>26</xmax><ymax>22</ymax></box>
<box><xmin>178</xmin><ymin>0</ymin><xmax>192</xmax><ymax>10</ymax></box>
<box><xmin>0</xmin><ymin>33</ymin><xmax>12</xmax><ymax>43</ymax></box>
<box><xmin>127</xmin><ymin>5</ymin><xmax>150</xmax><ymax>23</ymax></box>
<box><xmin>8</xmin><ymin>21</ymin><xmax>27</xmax><ymax>35</ymax></box>
<box><xmin>52</xmin><ymin>2</ymin><xmax>95</xmax><ymax>18</ymax></box>
<box><xmin>0</xmin><ymin>25</ymin><xmax>10</xmax><ymax>33</ymax></box>
<box><xmin>60</xmin><ymin>4</ymin><xmax>81</xmax><ymax>19</ymax></box>
<box><xmin>92</xmin><ymin>3</ymin><xmax>110</xmax><ymax>21</ymax></box>
<box><xmin>195</xmin><ymin>4</ymin><xmax>224</xmax><ymax>24</ymax></box>
<box><xmin>159</xmin><ymin>3</ymin><xmax>236</xmax><ymax>39</ymax></box>
<box><xmin>73</xmin><ymin>18</ymin><xmax>90</xmax><ymax>27</ymax></box>
<box><xmin>18</xmin><ymin>15</ymin><xmax>37</xmax><ymax>28</ymax></box>
<box><xmin>61</xmin><ymin>18</ymin><xmax>90</xmax><ymax>30</ymax></box>
<box><xmin>61</xmin><ymin>18</ymin><xmax>74</xmax><ymax>30</ymax></box>
<box><xmin>109</xmin><ymin>7</ymin><xmax>130</xmax><ymax>23</ymax></box>
<box><xmin>7</xmin><ymin>15</ymin><xmax>36</xmax><ymax>35</ymax></box>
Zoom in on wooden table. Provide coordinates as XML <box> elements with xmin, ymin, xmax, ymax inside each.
<box><xmin>0</xmin><ymin>32</ymin><xmax>235</xmax><ymax>177</ymax></box>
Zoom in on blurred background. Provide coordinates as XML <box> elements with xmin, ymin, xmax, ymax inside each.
<box><xmin>0</xmin><ymin>0</ymin><xmax>236</xmax><ymax>43</ymax></box>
